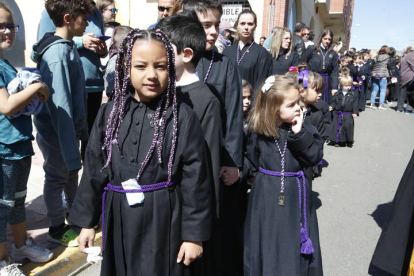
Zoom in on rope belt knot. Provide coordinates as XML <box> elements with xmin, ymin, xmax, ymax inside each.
<box><xmin>101</xmin><ymin>181</ymin><xmax>173</xmax><ymax>251</ymax></box>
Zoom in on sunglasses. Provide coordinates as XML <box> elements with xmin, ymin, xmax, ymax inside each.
<box><xmin>105</xmin><ymin>8</ymin><xmax>118</xmax><ymax>13</ymax></box>
<box><xmin>0</xmin><ymin>24</ymin><xmax>19</xmax><ymax>33</ymax></box>
<box><xmin>303</xmin><ymin>33</ymin><xmax>310</xmax><ymax>36</ymax></box>
<box><xmin>158</xmin><ymin>6</ymin><xmax>172</xmax><ymax>12</ymax></box>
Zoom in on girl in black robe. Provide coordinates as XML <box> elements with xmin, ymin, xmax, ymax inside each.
<box><xmin>306</xmin><ymin>29</ymin><xmax>339</xmax><ymax>104</ymax></box>
<box><xmin>69</xmin><ymin>29</ymin><xmax>212</xmax><ymax>276</ymax></box>
<box><xmin>243</xmin><ymin>75</ymin><xmax>324</xmax><ymax>276</ymax></box>
<box><xmin>223</xmin><ymin>9</ymin><xmax>271</xmax><ymax>93</ymax></box>
<box><xmin>270</xmin><ymin>27</ymin><xmax>299</xmax><ymax>76</ymax></box>
<box><xmin>328</xmin><ymin>76</ymin><xmax>359</xmax><ymax>147</ymax></box>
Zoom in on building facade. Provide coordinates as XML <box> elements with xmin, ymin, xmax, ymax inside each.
<box><xmin>5</xmin><ymin>0</ymin><xmax>353</xmax><ymax>68</ymax></box>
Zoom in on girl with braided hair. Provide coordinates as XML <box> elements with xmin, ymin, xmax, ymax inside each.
<box><xmin>69</xmin><ymin>28</ymin><xmax>212</xmax><ymax>275</ymax></box>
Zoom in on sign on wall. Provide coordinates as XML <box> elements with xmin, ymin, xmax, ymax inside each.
<box><xmin>221</xmin><ymin>4</ymin><xmax>243</xmax><ymax>26</ymax></box>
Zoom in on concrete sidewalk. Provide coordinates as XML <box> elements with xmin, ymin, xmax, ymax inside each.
<box><xmin>5</xmin><ymin>134</ymin><xmax>101</xmax><ymax>276</ymax></box>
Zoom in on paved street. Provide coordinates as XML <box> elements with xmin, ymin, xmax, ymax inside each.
<box><xmin>315</xmin><ymin>104</ymin><xmax>414</xmax><ymax>275</ymax></box>
<box><xmin>9</xmin><ymin>103</ymin><xmax>413</xmax><ymax>276</ymax></box>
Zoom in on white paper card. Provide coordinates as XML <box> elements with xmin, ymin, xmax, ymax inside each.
<box><xmin>391</xmin><ymin>77</ymin><xmax>398</xmax><ymax>83</ymax></box>
<box><xmin>121</xmin><ymin>178</ymin><xmax>145</xmax><ymax>206</ymax></box>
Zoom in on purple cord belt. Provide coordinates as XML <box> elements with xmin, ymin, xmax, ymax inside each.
<box><xmin>320</xmin><ymin>73</ymin><xmax>329</xmax><ymax>102</ymax></box>
<box><xmin>101</xmin><ymin>181</ymin><xmax>173</xmax><ymax>251</ymax></box>
<box><xmin>259</xmin><ymin>167</ymin><xmax>314</xmax><ymax>255</ymax></box>
<box><xmin>335</xmin><ymin>111</ymin><xmax>352</xmax><ymax>143</ymax></box>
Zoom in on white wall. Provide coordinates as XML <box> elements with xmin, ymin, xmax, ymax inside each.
<box><xmin>4</xmin><ymin>0</ymin><xmax>45</xmax><ymax>67</ymax></box>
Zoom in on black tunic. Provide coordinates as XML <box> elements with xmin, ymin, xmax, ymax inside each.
<box><xmin>177</xmin><ymin>80</ymin><xmax>222</xmax><ymax>215</ymax></box>
<box><xmin>244</xmin><ymin>125</ymin><xmax>324</xmax><ymax>276</ymax></box>
<box><xmin>314</xmin><ymin>100</ymin><xmax>332</xmax><ymax>140</ymax></box>
<box><xmin>329</xmin><ymin>90</ymin><xmax>358</xmax><ymax>143</ymax></box>
<box><xmin>196</xmin><ymin>50</ymin><xmax>244</xmax><ymax>170</ymax></box>
<box><xmin>307</xmin><ymin>46</ymin><xmax>339</xmax><ymax>103</ymax></box>
<box><xmin>223</xmin><ymin>42</ymin><xmax>272</xmax><ymax>92</ymax></box>
<box><xmin>369</xmin><ymin>150</ymin><xmax>414</xmax><ymax>275</ymax></box>
<box><xmin>271</xmin><ymin>51</ymin><xmax>299</xmax><ymax>75</ymax></box>
<box><xmin>69</xmin><ymin>94</ymin><xmax>212</xmax><ymax>276</ymax></box>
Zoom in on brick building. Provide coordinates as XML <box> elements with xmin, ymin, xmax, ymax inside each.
<box><xmin>6</xmin><ymin>0</ymin><xmax>353</xmax><ymax>67</ymax></box>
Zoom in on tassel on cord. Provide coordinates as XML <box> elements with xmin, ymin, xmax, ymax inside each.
<box><xmin>300</xmin><ymin>224</ymin><xmax>315</xmax><ymax>255</ymax></box>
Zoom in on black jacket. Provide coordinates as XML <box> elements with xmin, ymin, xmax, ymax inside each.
<box><xmin>292</xmin><ymin>34</ymin><xmax>305</xmax><ymax>61</ymax></box>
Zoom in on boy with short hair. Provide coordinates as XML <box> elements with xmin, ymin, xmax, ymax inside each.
<box><xmin>156</xmin><ymin>12</ymin><xmax>222</xmax><ymax>206</ymax></box>
<box><xmin>31</xmin><ymin>0</ymin><xmax>92</xmax><ymax>246</ymax></box>
<box><xmin>181</xmin><ymin>2</ymin><xmax>244</xmax><ymax>274</ymax></box>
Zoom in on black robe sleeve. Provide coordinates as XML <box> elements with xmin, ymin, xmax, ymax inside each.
<box><xmin>243</xmin><ymin>132</ymin><xmax>260</xmax><ymax>180</ymax></box>
<box><xmin>330</xmin><ymin>51</ymin><xmax>339</xmax><ymax>90</ymax></box>
<box><xmin>255</xmin><ymin>49</ymin><xmax>272</xmax><ymax>91</ymax></box>
<box><xmin>352</xmin><ymin>91</ymin><xmax>359</xmax><ymax>114</ymax></box>
<box><xmin>69</xmin><ymin>104</ymin><xmax>111</xmax><ymax>228</ymax></box>
<box><xmin>178</xmin><ymin>110</ymin><xmax>212</xmax><ymax>241</ymax></box>
<box><xmin>287</xmin><ymin>124</ymin><xmax>323</xmax><ymax>167</ymax></box>
<box><xmin>222</xmin><ymin>59</ymin><xmax>244</xmax><ymax>168</ymax></box>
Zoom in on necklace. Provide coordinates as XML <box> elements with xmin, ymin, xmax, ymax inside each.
<box><xmin>203</xmin><ymin>50</ymin><xmax>215</xmax><ymax>83</ymax></box>
<box><xmin>236</xmin><ymin>41</ymin><xmax>255</xmax><ymax>65</ymax></box>
<box><xmin>320</xmin><ymin>48</ymin><xmax>329</xmax><ymax>70</ymax></box>
<box><xmin>274</xmin><ymin>136</ymin><xmax>288</xmax><ymax>206</ymax></box>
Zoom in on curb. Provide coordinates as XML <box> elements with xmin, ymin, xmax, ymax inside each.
<box><xmin>21</xmin><ymin>232</ymin><xmax>102</xmax><ymax>276</ymax></box>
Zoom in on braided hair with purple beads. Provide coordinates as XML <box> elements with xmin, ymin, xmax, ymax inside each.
<box><xmin>102</xmin><ymin>28</ymin><xmax>178</xmax><ymax>184</ymax></box>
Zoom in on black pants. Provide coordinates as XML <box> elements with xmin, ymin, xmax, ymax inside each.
<box><xmin>81</xmin><ymin>91</ymin><xmax>103</xmax><ymax>160</ymax></box>
<box><xmin>389</xmin><ymin>81</ymin><xmax>400</xmax><ymax>102</ymax></box>
<box><xmin>397</xmin><ymin>84</ymin><xmax>413</xmax><ymax>112</ymax></box>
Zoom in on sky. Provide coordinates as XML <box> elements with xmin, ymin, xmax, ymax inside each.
<box><xmin>350</xmin><ymin>0</ymin><xmax>414</xmax><ymax>51</ymax></box>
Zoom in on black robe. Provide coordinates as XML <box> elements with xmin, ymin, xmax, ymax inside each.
<box><xmin>197</xmin><ymin>51</ymin><xmax>244</xmax><ymax>275</ymax></box>
<box><xmin>307</xmin><ymin>46</ymin><xmax>339</xmax><ymax>103</ymax></box>
<box><xmin>69</xmin><ymin>94</ymin><xmax>212</xmax><ymax>276</ymax></box>
<box><xmin>314</xmin><ymin>100</ymin><xmax>332</xmax><ymax>140</ymax></box>
<box><xmin>196</xmin><ymin>50</ymin><xmax>243</xmax><ymax>170</ymax></box>
<box><xmin>271</xmin><ymin>51</ymin><xmax>299</xmax><ymax>75</ymax></box>
<box><xmin>369</xmin><ymin>150</ymin><xmax>414</xmax><ymax>276</ymax></box>
<box><xmin>177</xmin><ymin>80</ymin><xmax>222</xmax><ymax>216</ymax></box>
<box><xmin>329</xmin><ymin>90</ymin><xmax>359</xmax><ymax>144</ymax></box>
<box><xmin>223</xmin><ymin>42</ymin><xmax>272</xmax><ymax>92</ymax></box>
<box><xmin>304</xmin><ymin>104</ymin><xmax>327</xmax><ymax>179</ymax></box>
<box><xmin>244</xmin><ymin>125</ymin><xmax>324</xmax><ymax>276</ymax></box>
<box><xmin>359</xmin><ymin>61</ymin><xmax>373</xmax><ymax>110</ymax></box>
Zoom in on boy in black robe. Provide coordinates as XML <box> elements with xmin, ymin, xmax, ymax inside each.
<box><xmin>156</xmin><ymin>12</ymin><xmax>222</xmax><ymax>223</ymax></box>
<box><xmin>329</xmin><ymin>75</ymin><xmax>359</xmax><ymax>147</ymax></box>
<box><xmin>181</xmin><ymin>2</ymin><xmax>244</xmax><ymax>275</ymax></box>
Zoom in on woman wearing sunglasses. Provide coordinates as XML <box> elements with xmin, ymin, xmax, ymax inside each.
<box><xmin>97</xmin><ymin>0</ymin><xmax>120</xmax><ymax>66</ymax></box>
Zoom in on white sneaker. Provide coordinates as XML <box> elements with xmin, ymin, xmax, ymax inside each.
<box><xmin>0</xmin><ymin>259</ymin><xmax>25</xmax><ymax>276</ymax></box>
<box><xmin>11</xmin><ymin>238</ymin><xmax>53</xmax><ymax>263</ymax></box>
<box><xmin>378</xmin><ymin>105</ymin><xmax>387</xmax><ymax>110</ymax></box>
<box><xmin>369</xmin><ymin>104</ymin><xmax>377</xmax><ymax>110</ymax></box>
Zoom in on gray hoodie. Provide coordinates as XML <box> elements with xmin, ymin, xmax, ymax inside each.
<box><xmin>371</xmin><ymin>54</ymin><xmax>390</xmax><ymax>78</ymax></box>
<box><xmin>31</xmin><ymin>33</ymin><xmax>88</xmax><ymax>171</ymax></box>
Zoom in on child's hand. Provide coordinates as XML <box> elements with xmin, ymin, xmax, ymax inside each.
<box><xmin>291</xmin><ymin>108</ymin><xmax>303</xmax><ymax>134</ymax></box>
<box><xmin>33</xmin><ymin>82</ymin><xmax>50</xmax><ymax>102</ymax></box>
<box><xmin>220</xmin><ymin>167</ymin><xmax>239</xmax><ymax>186</ymax></box>
<box><xmin>95</xmin><ymin>40</ymin><xmax>108</xmax><ymax>56</ymax></box>
<box><xmin>177</xmin><ymin>241</ymin><xmax>203</xmax><ymax>266</ymax></box>
<box><xmin>352</xmin><ymin>114</ymin><xmax>357</xmax><ymax>118</ymax></box>
<box><xmin>353</xmin><ymin>81</ymin><xmax>358</xmax><ymax>86</ymax></box>
<box><xmin>331</xmin><ymin>89</ymin><xmax>338</xmax><ymax>95</ymax></box>
<box><xmin>329</xmin><ymin>106</ymin><xmax>333</xmax><ymax>111</ymax></box>
<box><xmin>78</xmin><ymin>228</ymin><xmax>96</xmax><ymax>253</ymax></box>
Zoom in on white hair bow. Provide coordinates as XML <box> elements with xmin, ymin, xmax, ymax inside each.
<box><xmin>261</xmin><ymin>75</ymin><xmax>275</xmax><ymax>93</ymax></box>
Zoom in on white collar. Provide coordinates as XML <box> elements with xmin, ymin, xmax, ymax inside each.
<box><xmin>176</xmin><ymin>73</ymin><xmax>200</xmax><ymax>87</ymax></box>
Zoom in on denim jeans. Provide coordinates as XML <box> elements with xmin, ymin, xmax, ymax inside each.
<box><xmin>370</xmin><ymin>78</ymin><xmax>387</xmax><ymax>105</ymax></box>
<box><xmin>35</xmin><ymin>124</ymin><xmax>81</xmax><ymax>227</ymax></box>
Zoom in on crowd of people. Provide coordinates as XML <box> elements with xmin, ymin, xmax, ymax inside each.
<box><xmin>1</xmin><ymin>0</ymin><xmax>414</xmax><ymax>275</ymax></box>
